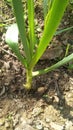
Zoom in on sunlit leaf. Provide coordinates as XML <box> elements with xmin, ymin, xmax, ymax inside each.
<box><xmin>6</xmin><ymin>23</ymin><xmax>19</xmax><ymax>45</ymax></box>
<box><xmin>5</xmin><ymin>23</ymin><xmax>27</xmax><ymax>68</ymax></box>
<box><xmin>12</xmin><ymin>0</ymin><xmax>31</xmax><ymax>63</ymax></box>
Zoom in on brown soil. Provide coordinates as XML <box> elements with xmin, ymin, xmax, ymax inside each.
<box><xmin>0</xmin><ymin>1</ymin><xmax>73</xmax><ymax>130</ymax></box>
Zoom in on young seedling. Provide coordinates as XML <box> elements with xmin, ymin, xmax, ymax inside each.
<box><xmin>6</xmin><ymin>0</ymin><xmax>73</xmax><ymax>90</ymax></box>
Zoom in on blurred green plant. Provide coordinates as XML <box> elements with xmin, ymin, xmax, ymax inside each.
<box><xmin>43</xmin><ymin>0</ymin><xmax>53</xmax><ymax>19</ymax></box>
<box><xmin>4</xmin><ymin>0</ymin><xmax>12</xmax><ymax>6</ymax></box>
<box><xmin>5</xmin><ymin>0</ymin><xmax>73</xmax><ymax>90</ymax></box>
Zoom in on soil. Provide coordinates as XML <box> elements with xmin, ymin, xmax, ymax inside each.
<box><xmin>0</xmin><ymin>1</ymin><xmax>73</xmax><ymax>130</ymax></box>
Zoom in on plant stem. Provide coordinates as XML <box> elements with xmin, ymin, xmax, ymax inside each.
<box><xmin>24</xmin><ymin>68</ymin><xmax>33</xmax><ymax>90</ymax></box>
<box><xmin>65</xmin><ymin>43</ymin><xmax>70</xmax><ymax>57</ymax></box>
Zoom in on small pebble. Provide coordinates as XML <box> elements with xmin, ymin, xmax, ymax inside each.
<box><xmin>13</xmin><ymin>114</ymin><xmax>20</xmax><ymax>126</ymax></box>
<box><xmin>13</xmin><ymin>118</ymin><xmax>19</xmax><ymax>127</ymax></box>
<box><xmin>32</xmin><ymin>107</ymin><xmax>43</xmax><ymax>117</ymax></box>
<box><xmin>27</xmin><ymin>119</ymin><xmax>33</xmax><ymax>125</ymax></box>
<box><xmin>36</xmin><ymin>123</ymin><xmax>43</xmax><ymax>130</ymax></box>
<box><xmin>20</xmin><ymin>117</ymin><xmax>26</xmax><ymax>124</ymax></box>
<box><xmin>15</xmin><ymin>127</ymin><xmax>20</xmax><ymax>130</ymax></box>
<box><xmin>0</xmin><ymin>119</ymin><xmax>5</xmax><ymax>126</ymax></box>
<box><xmin>64</xmin><ymin>73</ymin><xmax>68</xmax><ymax>78</ymax></box>
<box><xmin>44</xmin><ymin>127</ymin><xmax>49</xmax><ymax>130</ymax></box>
<box><xmin>5</xmin><ymin>121</ymin><xmax>10</xmax><ymax>128</ymax></box>
<box><xmin>45</xmin><ymin>118</ymin><xmax>50</xmax><ymax>123</ymax></box>
<box><xmin>15</xmin><ymin>124</ymin><xmax>37</xmax><ymax>130</ymax></box>
<box><xmin>50</xmin><ymin>122</ymin><xmax>64</xmax><ymax>130</ymax></box>
<box><xmin>67</xmin><ymin>93</ymin><xmax>72</xmax><ymax>98</ymax></box>
<box><xmin>65</xmin><ymin>120</ymin><xmax>73</xmax><ymax>130</ymax></box>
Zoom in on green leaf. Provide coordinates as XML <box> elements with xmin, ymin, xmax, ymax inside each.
<box><xmin>6</xmin><ymin>0</ymin><xmax>12</xmax><ymax>2</ymax></box>
<box><xmin>43</xmin><ymin>0</ymin><xmax>48</xmax><ymax>19</ymax></box>
<box><xmin>55</xmin><ymin>26</ymin><xmax>73</xmax><ymax>35</ymax></box>
<box><xmin>12</xmin><ymin>0</ymin><xmax>31</xmax><ymax>63</ymax></box>
<box><xmin>0</xmin><ymin>23</ymin><xmax>6</xmax><ymax>27</ymax></box>
<box><xmin>32</xmin><ymin>53</ymin><xmax>73</xmax><ymax>76</ymax></box>
<box><xmin>27</xmin><ymin>0</ymin><xmax>36</xmax><ymax>56</ymax></box>
<box><xmin>30</xmin><ymin>0</ymin><xmax>69</xmax><ymax>68</ymax></box>
<box><xmin>5</xmin><ymin>23</ymin><xmax>27</xmax><ymax>68</ymax></box>
<box><xmin>6</xmin><ymin>23</ymin><xmax>19</xmax><ymax>44</ymax></box>
<box><xmin>68</xmin><ymin>64</ymin><xmax>73</xmax><ymax>69</ymax></box>
<box><xmin>5</xmin><ymin>0</ymin><xmax>12</xmax><ymax>6</ymax></box>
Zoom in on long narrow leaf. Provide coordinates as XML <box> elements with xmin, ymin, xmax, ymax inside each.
<box><xmin>12</xmin><ymin>0</ymin><xmax>31</xmax><ymax>63</ymax></box>
<box><xmin>5</xmin><ymin>24</ymin><xmax>27</xmax><ymax>68</ymax></box>
<box><xmin>43</xmin><ymin>0</ymin><xmax>48</xmax><ymax>19</ymax></box>
<box><xmin>30</xmin><ymin>0</ymin><xmax>69</xmax><ymax>68</ymax></box>
<box><xmin>48</xmin><ymin>0</ymin><xmax>54</xmax><ymax>10</ymax></box>
<box><xmin>32</xmin><ymin>53</ymin><xmax>73</xmax><ymax>76</ymax></box>
<box><xmin>27</xmin><ymin>0</ymin><xmax>36</xmax><ymax>56</ymax></box>
<box><xmin>55</xmin><ymin>26</ymin><xmax>73</xmax><ymax>35</ymax></box>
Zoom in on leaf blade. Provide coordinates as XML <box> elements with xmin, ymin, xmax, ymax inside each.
<box><xmin>27</xmin><ymin>0</ymin><xmax>36</xmax><ymax>56</ymax></box>
<box><xmin>30</xmin><ymin>0</ymin><xmax>69</xmax><ymax>68</ymax></box>
<box><xmin>12</xmin><ymin>0</ymin><xmax>31</xmax><ymax>63</ymax></box>
<box><xmin>32</xmin><ymin>53</ymin><xmax>73</xmax><ymax>76</ymax></box>
<box><xmin>5</xmin><ymin>23</ymin><xmax>27</xmax><ymax>68</ymax></box>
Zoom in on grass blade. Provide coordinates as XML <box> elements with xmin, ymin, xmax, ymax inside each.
<box><xmin>32</xmin><ymin>53</ymin><xmax>73</xmax><ymax>76</ymax></box>
<box><xmin>55</xmin><ymin>26</ymin><xmax>73</xmax><ymax>35</ymax></box>
<box><xmin>5</xmin><ymin>24</ymin><xmax>27</xmax><ymax>68</ymax></box>
<box><xmin>30</xmin><ymin>0</ymin><xmax>69</xmax><ymax>68</ymax></box>
<box><xmin>27</xmin><ymin>0</ymin><xmax>36</xmax><ymax>56</ymax></box>
<box><xmin>43</xmin><ymin>0</ymin><xmax>48</xmax><ymax>19</ymax></box>
<box><xmin>48</xmin><ymin>0</ymin><xmax>53</xmax><ymax>10</ymax></box>
<box><xmin>12</xmin><ymin>0</ymin><xmax>31</xmax><ymax>63</ymax></box>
